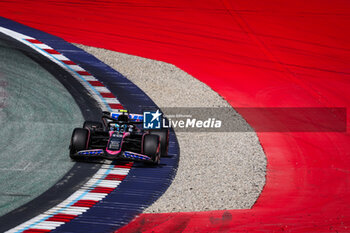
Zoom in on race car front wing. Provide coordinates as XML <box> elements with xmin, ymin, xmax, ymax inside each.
<box><xmin>75</xmin><ymin>149</ymin><xmax>152</xmax><ymax>162</ymax></box>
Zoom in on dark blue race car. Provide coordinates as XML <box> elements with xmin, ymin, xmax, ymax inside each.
<box><xmin>69</xmin><ymin>110</ymin><xmax>168</xmax><ymax>164</ymax></box>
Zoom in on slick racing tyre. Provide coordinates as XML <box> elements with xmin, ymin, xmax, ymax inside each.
<box><xmin>149</xmin><ymin>129</ymin><xmax>169</xmax><ymax>157</ymax></box>
<box><xmin>83</xmin><ymin>121</ymin><xmax>104</xmax><ymax>132</ymax></box>
<box><xmin>143</xmin><ymin>134</ymin><xmax>160</xmax><ymax>164</ymax></box>
<box><xmin>70</xmin><ymin>128</ymin><xmax>89</xmax><ymax>160</ymax></box>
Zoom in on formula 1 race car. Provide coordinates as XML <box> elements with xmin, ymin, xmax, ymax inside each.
<box><xmin>69</xmin><ymin>109</ymin><xmax>169</xmax><ymax>164</ymax></box>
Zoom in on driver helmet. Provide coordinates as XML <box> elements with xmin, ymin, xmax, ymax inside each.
<box><xmin>117</xmin><ymin>114</ymin><xmax>129</xmax><ymax>122</ymax></box>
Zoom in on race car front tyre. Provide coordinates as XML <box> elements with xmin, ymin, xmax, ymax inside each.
<box><xmin>149</xmin><ymin>129</ymin><xmax>169</xmax><ymax>157</ymax></box>
<box><xmin>70</xmin><ymin>128</ymin><xmax>89</xmax><ymax>160</ymax></box>
<box><xmin>83</xmin><ymin>121</ymin><xmax>104</xmax><ymax>132</ymax></box>
<box><xmin>143</xmin><ymin>134</ymin><xmax>160</xmax><ymax>164</ymax></box>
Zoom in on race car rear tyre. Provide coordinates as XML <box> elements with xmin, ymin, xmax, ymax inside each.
<box><xmin>149</xmin><ymin>129</ymin><xmax>169</xmax><ymax>157</ymax></box>
<box><xmin>83</xmin><ymin>121</ymin><xmax>104</xmax><ymax>132</ymax></box>
<box><xmin>70</xmin><ymin>128</ymin><xmax>89</xmax><ymax>160</ymax></box>
<box><xmin>143</xmin><ymin>134</ymin><xmax>160</xmax><ymax>164</ymax></box>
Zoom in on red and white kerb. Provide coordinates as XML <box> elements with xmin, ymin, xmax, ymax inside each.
<box><xmin>8</xmin><ymin>164</ymin><xmax>133</xmax><ymax>233</ymax></box>
<box><xmin>0</xmin><ymin>26</ymin><xmax>123</xmax><ymax>112</ymax></box>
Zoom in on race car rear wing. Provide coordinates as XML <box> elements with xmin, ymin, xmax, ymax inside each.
<box><xmin>103</xmin><ymin>110</ymin><xmax>143</xmax><ymax>122</ymax></box>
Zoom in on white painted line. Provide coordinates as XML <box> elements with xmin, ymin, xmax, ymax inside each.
<box><xmin>78</xmin><ymin>75</ymin><xmax>97</xmax><ymax>81</ymax></box>
<box><xmin>51</xmin><ymin>54</ymin><xmax>69</xmax><ymax>60</ymax></box>
<box><xmin>68</xmin><ymin>65</ymin><xmax>85</xmax><ymax>71</ymax></box>
<box><xmin>34</xmin><ymin>43</ymin><xmax>52</xmax><ymax>50</ymax></box>
<box><xmin>94</xmin><ymin>86</ymin><xmax>110</xmax><ymax>93</ymax></box>
<box><xmin>0</xmin><ymin>163</ymin><xmax>31</xmax><ymax>171</ymax></box>
<box><xmin>104</xmin><ymin>98</ymin><xmax>120</xmax><ymax>104</ymax></box>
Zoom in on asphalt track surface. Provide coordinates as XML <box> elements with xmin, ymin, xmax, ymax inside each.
<box><xmin>0</xmin><ymin>30</ymin><xmax>108</xmax><ymax>232</ymax></box>
<box><xmin>0</xmin><ymin>23</ymin><xmax>180</xmax><ymax>233</ymax></box>
<box><xmin>0</xmin><ymin>1</ymin><xmax>350</xmax><ymax>232</ymax></box>
<box><xmin>0</xmin><ymin>37</ymin><xmax>83</xmax><ymax>216</ymax></box>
